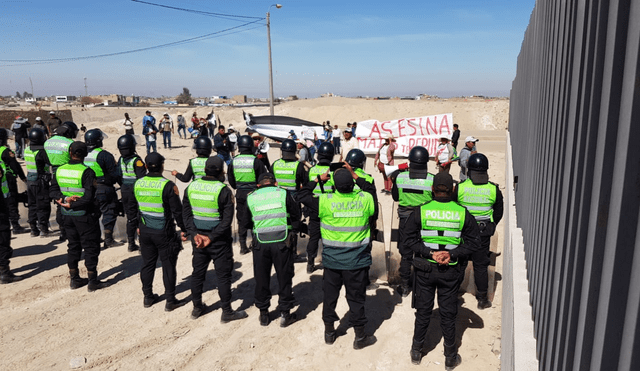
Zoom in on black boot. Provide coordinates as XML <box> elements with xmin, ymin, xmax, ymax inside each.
<box><xmin>221</xmin><ymin>307</ymin><xmax>248</xmax><ymax>323</ymax></box>
<box><xmin>165</xmin><ymin>297</ymin><xmax>188</xmax><ymax>312</ymax></box>
<box><xmin>87</xmin><ymin>271</ymin><xmax>110</xmax><ymax>292</ymax></box>
<box><xmin>397</xmin><ymin>280</ymin><xmax>411</xmax><ymax>298</ymax></box>
<box><xmin>280</xmin><ymin>311</ymin><xmax>297</xmax><ymax>328</ymax></box>
<box><xmin>191</xmin><ymin>300</ymin><xmax>205</xmax><ymax>319</ymax></box>
<box><xmin>30</xmin><ymin>225</ymin><xmax>40</xmax><ymax>237</ymax></box>
<box><xmin>353</xmin><ymin>326</ymin><xmax>376</xmax><ymax>350</ymax></box>
<box><xmin>259</xmin><ymin>310</ymin><xmax>270</xmax><ymax>326</ymax></box>
<box><xmin>69</xmin><ymin>269</ymin><xmax>88</xmax><ymax>289</ymax></box>
<box><xmin>144</xmin><ymin>293</ymin><xmax>160</xmax><ymax>308</ymax></box>
<box><xmin>324</xmin><ymin>322</ymin><xmax>337</xmax><ymax>345</ymax></box>
<box><xmin>410</xmin><ymin>339</ymin><xmax>423</xmax><ymax>365</ymax></box>
<box><xmin>444</xmin><ymin>343</ymin><xmax>462</xmax><ymax>370</ymax></box>
<box><xmin>477</xmin><ymin>297</ymin><xmax>492</xmax><ymax>310</ymax></box>
<box><xmin>12</xmin><ymin>224</ymin><xmax>28</xmax><ymax>235</ymax></box>
<box><xmin>103</xmin><ymin>230</ymin><xmax>124</xmax><ymax>249</ymax></box>
<box><xmin>1</xmin><ymin>265</ymin><xmax>24</xmax><ymax>284</ymax></box>
<box><xmin>239</xmin><ymin>241</ymin><xmax>250</xmax><ymax>255</ymax></box>
<box><xmin>307</xmin><ymin>258</ymin><xmax>315</xmax><ymax>274</ymax></box>
<box><xmin>128</xmin><ymin>242</ymin><xmax>140</xmax><ymax>252</ymax></box>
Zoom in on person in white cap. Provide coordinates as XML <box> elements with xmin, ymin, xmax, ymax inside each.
<box><xmin>33</xmin><ymin>117</ymin><xmax>49</xmax><ymax>138</ymax></box>
<box><xmin>339</xmin><ymin>127</ymin><xmax>359</xmax><ymax>162</ymax></box>
<box><xmin>435</xmin><ymin>135</ymin><xmax>455</xmax><ymax>174</ymax></box>
<box><xmin>159</xmin><ymin>113</ymin><xmax>174</xmax><ymax>149</ymax></box>
<box><xmin>458</xmin><ymin>136</ymin><xmax>479</xmax><ymax>181</ymax></box>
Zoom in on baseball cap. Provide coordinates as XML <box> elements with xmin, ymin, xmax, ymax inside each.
<box><xmin>69</xmin><ymin>141</ymin><xmax>88</xmax><ymax>158</ymax></box>
<box><xmin>432</xmin><ymin>172</ymin><xmax>454</xmax><ymax>192</ymax></box>
<box><xmin>258</xmin><ymin>172</ymin><xmax>276</xmax><ymax>183</ymax></box>
<box><xmin>465</xmin><ymin>136</ymin><xmax>479</xmax><ymax>143</ymax></box>
<box><xmin>49</xmin><ymin>111</ymin><xmax>55</xmax><ymax>115</ymax></box>
<box><xmin>344</xmin><ymin>128</ymin><xmax>352</xmax><ymax>133</ymax></box>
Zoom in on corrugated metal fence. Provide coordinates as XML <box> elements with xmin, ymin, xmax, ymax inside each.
<box><xmin>509</xmin><ymin>0</ymin><xmax>640</xmax><ymax>370</ymax></box>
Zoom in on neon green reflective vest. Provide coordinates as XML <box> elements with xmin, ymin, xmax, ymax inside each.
<box><xmin>119</xmin><ymin>156</ymin><xmax>141</xmax><ymax>186</ymax></box>
<box><xmin>272</xmin><ymin>159</ymin><xmax>298</xmax><ymax>191</ymax></box>
<box><xmin>247</xmin><ymin>186</ymin><xmax>290</xmax><ymax>243</ymax></box>
<box><xmin>308</xmin><ymin>164</ymin><xmax>333</xmax><ymax>195</ymax></box>
<box><xmin>352</xmin><ymin>168</ymin><xmax>374</xmax><ymax>192</ymax></box>
<box><xmin>186</xmin><ymin>179</ymin><xmax>225</xmax><ymax>231</ymax></box>
<box><xmin>56</xmin><ymin>163</ymin><xmax>89</xmax><ymax>216</ymax></box>
<box><xmin>419</xmin><ymin>201</ymin><xmax>466</xmax><ymax>265</ymax></box>
<box><xmin>0</xmin><ymin>158</ymin><xmax>8</xmax><ymax>198</ymax></box>
<box><xmin>232</xmin><ymin>154</ymin><xmax>257</xmax><ymax>186</ymax></box>
<box><xmin>318</xmin><ymin>190</ymin><xmax>374</xmax><ymax>269</ymax></box>
<box><xmin>24</xmin><ymin>148</ymin><xmax>50</xmax><ymax>182</ymax></box>
<box><xmin>190</xmin><ymin>157</ymin><xmax>207</xmax><ymax>180</ymax></box>
<box><xmin>457</xmin><ymin>180</ymin><xmax>497</xmax><ymax>222</ymax></box>
<box><xmin>44</xmin><ymin>136</ymin><xmax>73</xmax><ymax>167</ymax></box>
<box><xmin>134</xmin><ymin>176</ymin><xmax>170</xmax><ymax>230</ymax></box>
<box><xmin>396</xmin><ymin>172</ymin><xmax>434</xmax><ymax>207</ymax></box>
<box><xmin>84</xmin><ymin>148</ymin><xmax>104</xmax><ymax>179</ymax></box>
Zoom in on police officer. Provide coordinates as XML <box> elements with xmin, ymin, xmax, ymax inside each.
<box><xmin>402</xmin><ymin>172</ymin><xmax>480</xmax><ymax>368</ymax></box>
<box><xmin>134</xmin><ymin>153</ymin><xmax>188</xmax><ymax>311</ymax></box>
<box><xmin>344</xmin><ymin>148</ymin><xmax>376</xmax><ymax>193</ymax></box>
<box><xmin>24</xmin><ymin>128</ymin><xmax>54</xmax><ymax>237</ymax></box>
<box><xmin>84</xmin><ymin>129</ymin><xmax>124</xmax><ymax>249</ymax></box>
<box><xmin>51</xmin><ymin>141</ymin><xmax>109</xmax><ymax>291</ymax></box>
<box><xmin>298</xmin><ymin>163</ymin><xmax>378</xmax><ymax>349</ymax></box>
<box><xmin>454</xmin><ymin>153</ymin><xmax>503</xmax><ymax>309</ymax></box>
<box><xmin>389</xmin><ymin>146</ymin><xmax>433</xmax><ymax>297</ymax></box>
<box><xmin>247</xmin><ymin>173</ymin><xmax>300</xmax><ymax>327</ymax></box>
<box><xmin>183</xmin><ymin>156</ymin><xmax>248</xmax><ymax>322</ymax></box>
<box><xmin>305</xmin><ymin>141</ymin><xmax>335</xmax><ymax>273</ymax></box>
<box><xmin>228</xmin><ymin>135</ymin><xmax>267</xmax><ymax>255</ymax></box>
<box><xmin>0</xmin><ymin>128</ymin><xmax>28</xmax><ymax>234</ymax></box>
<box><xmin>271</xmin><ymin>139</ymin><xmax>307</xmax><ymax>262</ymax></box>
<box><xmin>116</xmin><ymin>134</ymin><xmax>147</xmax><ymax>252</ymax></box>
<box><xmin>45</xmin><ymin>121</ymin><xmax>78</xmax><ymax>242</ymax></box>
<box><xmin>0</xmin><ymin>165</ymin><xmax>24</xmax><ymax>283</ymax></box>
<box><xmin>171</xmin><ymin>136</ymin><xmax>212</xmax><ymax>183</ymax></box>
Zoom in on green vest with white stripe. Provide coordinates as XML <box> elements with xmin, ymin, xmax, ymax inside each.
<box><xmin>134</xmin><ymin>176</ymin><xmax>170</xmax><ymax>230</ymax></box>
<box><xmin>318</xmin><ymin>190</ymin><xmax>375</xmax><ymax>270</ymax></box>
<box><xmin>190</xmin><ymin>157</ymin><xmax>207</xmax><ymax>180</ymax></box>
<box><xmin>84</xmin><ymin>148</ymin><xmax>104</xmax><ymax>179</ymax></box>
<box><xmin>352</xmin><ymin>168</ymin><xmax>374</xmax><ymax>192</ymax></box>
<box><xmin>419</xmin><ymin>200</ymin><xmax>466</xmax><ymax>265</ymax></box>
<box><xmin>247</xmin><ymin>186</ymin><xmax>290</xmax><ymax>243</ymax></box>
<box><xmin>272</xmin><ymin>159</ymin><xmax>298</xmax><ymax>191</ymax></box>
<box><xmin>309</xmin><ymin>164</ymin><xmax>333</xmax><ymax>195</ymax></box>
<box><xmin>457</xmin><ymin>180</ymin><xmax>497</xmax><ymax>222</ymax></box>
<box><xmin>232</xmin><ymin>154</ymin><xmax>257</xmax><ymax>187</ymax></box>
<box><xmin>56</xmin><ymin>163</ymin><xmax>89</xmax><ymax>216</ymax></box>
<box><xmin>186</xmin><ymin>179</ymin><xmax>224</xmax><ymax>231</ymax></box>
<box><xmin>119</xmin><ymin>156</ymin><xmax>140</xmax><ymax>186</ymax></box>
<box><xmin>44</xmin><ymin>136</ymin><xmax>73</xmax><ymax>167</ymax></box>
<box><xmin>396</xmin><ymin>172</ymin><xmax>434</xmax><ymax>207</ymax></box>
<box><xmin>24</xmin><ymin>148</ymin><xmax>49</xmax><ymax>182</ymax></box>
<box><xmin>0</xmin><ymin>159</ymin><xmax>8</xmax><ymax>198</ymax></box>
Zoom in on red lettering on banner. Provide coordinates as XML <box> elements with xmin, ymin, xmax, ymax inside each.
<box><xmin>380</xmin><ymin>121</ymin><xmax>393</xmax><ymax>137</ymax></box>
<box><xmin>439</xmin><ymin>115</ymin><xmax>451</xmax><ymax>135</ymax></box>
<box><xmin>398</xmin><ymin>119</ymin><xmax>406</xmax><ymax>137</ymax></box>
<box><xmin>425</xmin><ymin>117</ymin><xmax>437</xmax><ymax>135</ymax></box>
<box><xmin>370</xmin><ymin>122</ymin><xmax>382</xmax><ymax>138</ymax></box>
<box><xmin>406</xmin><ymin>118</ymin><xmax>418</xmax><ymax>136</ymax></box>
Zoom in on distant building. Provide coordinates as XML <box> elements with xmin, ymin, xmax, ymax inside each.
<box><xmin>232</xmin><ymin>95</ymin><xmax>247</xmax><ymax>103</ymax></box>
<box><xmin>55</xmin><ymin>95</ymin><xmax>77</xmax><ymax>102</ymax></box>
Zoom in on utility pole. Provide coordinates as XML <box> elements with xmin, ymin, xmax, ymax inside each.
<box><xmin>84</xmin><ymin>77</ymin><xmax>88</xmax><ymax>97</ymax></box>
<box><xmin>267</xmin><ymin>4</ymin><xmax>282</xmax><ymax>116</ymax></box>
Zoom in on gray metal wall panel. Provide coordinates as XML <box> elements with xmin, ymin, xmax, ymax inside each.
<box><xmin>509</xmin><ymin>0</ymin><xmax>639</xmax><ymax>370</ymax></box>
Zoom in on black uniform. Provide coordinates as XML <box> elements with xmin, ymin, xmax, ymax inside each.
<box><xmin>182</xmin><ymin>179</ymin><xmax>235</xmax><ymax>308</ymax></box>
<box><xmin>305</xmin><ymin>160</ymin><xmax>332</xmax><ymax>265</ymax></box>
<box><xmin>26</xmin><ymin>147</ymin><xmax>52</xmax><ymax>234</ymax></box>
<box><xmin>227</xmin><ymin>152</ymin><xmax>267</xmax><ymax>251</ymax></box>
<box><xmin>138</xmin><ymin>173</ymin><xmax>187</xmax><ymax>304</ymax></box>
<box><xmin>88</xmin><ymin>149</ymin><xmax>120</xmax><ymax>237</ymax></box>
<box><xmin>271</xmin><ymin>158</ymin><xmax>307</xmax><ymax>259</ymax></box>
<box><xmin>174</xmin><ymin>157</ymin><xmax>205</xmax><ymax>183</ymax></box>
<box><xmin>1</xmin><ymin>146</ymin><xmax>27</xmax><ymax>230</ymax></box>
<box><xmin>0</xmin><ymin>168</ymin><xmax>14</xmax><ymax>275</ymax></box>
<box><xmin>402</xmin><ymin>196</ymin><xmax>480</xmax><ymax>349</ymax></box>
<box><xmin>50</xmin><ymin>161</ymin><xmax>101</xmax><ymax>273</ymax></box>
<box><xmin>116</xmin><ymin>155</ymin><xmax>147</xmax><ymax>248</ymax></box>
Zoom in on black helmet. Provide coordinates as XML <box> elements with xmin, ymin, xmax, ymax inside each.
<box><xmin>237</xmin><ymin>135</ymin><xmax>254</xmax><ymax>152</ymax></box>
<box><xmin>84</xmin><ymin>129</ymin><xmax>103</xmax><ymax>149</ymax></box>
<box><xmin>468</xmin><ymin>153</ymin><xmax>489</xmax><ymax>171</ymax></box>
<box><xmin>145</xmin><ymin>152</ymin><xmax>165</xmax><ymax>172</ymax></box>
<box><xmin>345</xmin><ymin>148</ymin><xmax>366</xmax><ymax>169</ymax></box>
<box><xmin>117</xmin><ymin>134</ymin><xmax>136</xmax><ymax>157</ymax></box>
<box><xmin>408</xmin><ymin>146</ymin><xmax>429</xmax><ymax>165</ymax></box>
<box><xmin>29</xmin><ymin>128</ymin><xmax>47</xmax><ymax>146</ymax></box>
<box><xmin>281</xmin><ymin>139</ymin><xmax>296</xmax><ymax>153</ymax></box>
<box><xmin>317</xmin><ymin>142</ymin><xmax>335</xmax><ymax>162</ymax></box>
<box><xmin>61</xmin><ymin>121</ymin><xmax>79</xmax><ymax>139</ymax></box>
<box><xmin>194</xmin><ymin>136</ymin><xmax>212</xmax><ymax>157</ymax></box>
<box><xmin>0</xmin><ymin>128</ymin><xmax>8</xmax><ymax>146</ymax></box>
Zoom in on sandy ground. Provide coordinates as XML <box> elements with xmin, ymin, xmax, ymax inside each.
<box><xmin>0</xmin><ymin>97</ymin><xmax>508</xmax><ymax>370</ymax></box>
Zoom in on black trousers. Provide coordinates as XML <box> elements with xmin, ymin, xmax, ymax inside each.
<box><xmin>27</xmin><ymin>179</ymin><xmax>51</xmax><ymax>230</ymax></box>
<box><xmin>95</xmin><ymin>184</ymin><xmax>118</xmax><ymax>232</ymax></box>
<box><xmin>235</xmin><ymin>196</ymin><xmax>251</xmax><ymax>246</ymax></box>
<box><xmin>121</xmin><ymin>185</ymin><xmax>139</xmax><ymax>244</ymax></box>
<box><xmin>307</xmin><ymin>218</ymin><xmax>321</xmax><ymax>259</ymax></box>
<box><xmin>56</xmin><ymin>204</ymin><xmax>66</xmax><ymax>238</ymax></box>
<box><xmin>397</xmin><ymin>214</ymin><xmax>413</xmax><ymax>284</ymax></box>
<box><xmin>6</xmin><ymin>174</ymin><xmax>20</xmax><ymax>227</ymax></box>
<box><xmin>0</xmin><ymin>210</ymin><xmax>12</xmax><ymax>267</ymax></box>
<box><xmin>252</xmin><ymin>241</ymin><xmax>295</xmax><ymax>312</ymax></box>
<box><xmin>191</xmin><ymin>240</ymin><xmax>234</xmax><ymax>309</ymax></box>
<box><xmin>322</xmin><ymin>267</ymin><xmax>369</xmax><ymax>327</ymax></box>
<box><xmin>140</xmin><ymin>231</ymin><xmax>180</xmax><ymax>299</ymax></box>
<box><xmin>412</xmin><ymin>263</ymin><xmax>463</xmax><ymax>346</ymax></box>
<box><xmin>470</xmin><ymin>235</ymin><xmax>491</xmax><ymax>299</ymax></box>
<box><xmin>64</xmin><ymin>213</ymin><xmax>101</xmax><ymax>271</ymax></box>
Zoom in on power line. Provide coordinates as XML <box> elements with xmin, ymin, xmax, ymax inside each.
<box><xmin>131</xmin><ymin>0</ymin><xmax>263</xmax><ymax>21</ymax></box>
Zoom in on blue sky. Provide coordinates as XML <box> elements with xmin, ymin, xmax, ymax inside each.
<box><xmin>0</xmin><ymin>0</ymin><xmax>535</xmax><ymax>98</ymax></box>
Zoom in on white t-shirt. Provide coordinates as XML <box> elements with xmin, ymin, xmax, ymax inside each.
<box><xmin>332</xmin><ymin>129</ymin><xmax>342</xmax><ymax>139</ymax></box>
<box><xmin>379</xmin><ymin>144</ymin><xmax>389</xmax><ymax>164</ymax></box>
<box><xmin>340</xmin><ymin>137</ymin><xmax>359</xmax><ymax>158</ymax></box>
<box><xmin>123</xmin><ymin>119</ymin><xmax>133</xmax><ymax>130</ymax></box>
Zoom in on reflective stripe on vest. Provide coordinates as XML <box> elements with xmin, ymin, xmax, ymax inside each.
<box><xmin>309</xmin><ymin>164</ymin><xmax>333</xmax><ymax>195</ymax></box>
<box><xmin>186</xmin><ymin>179</ymin><xmax>225</xmax><ymax>231</ymax></box>
<box><xmin>272</xmin><ymin>159</ymin><xmax>298</xmax><ymax>191</ymax></box>
<box><xmin>44</xmin><ymin>136</ymin><xmax>73</xmax><ymax>166</ymax></box>
<box><xmin>84</xmin><ymin>148</ymin><xmax>104</xmax><ymax>178</ymax></box>
<box><xmin>396</xmin><ymin>172</ymin><xmax>434</xmax><ymax>207</ymax></box>
<box><xmin>247</xmin><ymin>186</ymin><xmax>290</xmax><ymax>243</ymax></box>
<box><xmin>0</xmin><ymin>160</ymin><xmax>8</xmax><ymax>198</ymax></box>
<box><xmin>134</xmin><ymin>176</ymin><xmax>170</xmax><ymax>230</ymax></box>
<box><xmin>352</xmin><ymin>168</ymin><xmax>374</xmax><ymax>191</ymax></box>
<box><xmin>0</xmin><ymin>146</ymin><xmax>15</xmax><ymax>178</ymax></box>
<box><xmin>419</xmin><ymin>200</ymin><xmax>466</xmax><ymax>265</ymax></box>
<box><xmin>24</xmin><ymin>148</ymin><xmax>49</xmax><ymax>181</ymax></box>
<box><xmin>190</xmin><ymin>157</ymin><xmax>207</xmax><ymax>180</ymax></box>
<box><xmin>457</xmin><ymin>180</ymin><xmax>497</xmax><ymax>222</ymax></box>
<box><xmin>318</xmin><ymin>191</ymin><xmax>374</xmax><ymax>250</ymax></box>
<box><xmin>232</xmin><ymin>154</ymin><xmax>257</xmax><ymax>186</ymax></box>
<box><xmin>120</xmin><ymin>156</ymin><xmax>139</xmax><ymax>185</ymax></box>
<box><xmin>56</xmin><ymin>163</ymin><xmax>88</xmax><ymax>216</ymax></box>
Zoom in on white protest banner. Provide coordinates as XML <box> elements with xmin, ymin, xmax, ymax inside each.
<box><xmin>354</xmin><ymin>113</ymin><xmax>454</xmax><ymax>157</ymax></box>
